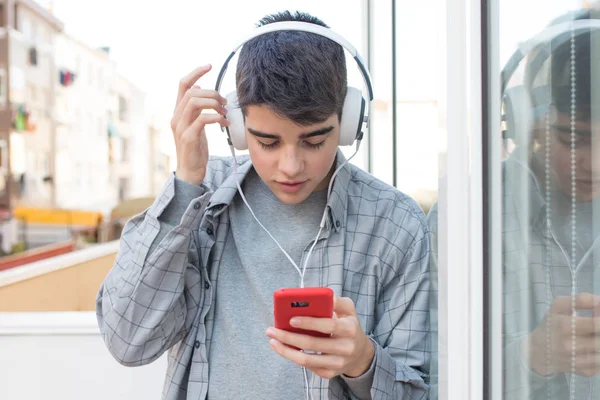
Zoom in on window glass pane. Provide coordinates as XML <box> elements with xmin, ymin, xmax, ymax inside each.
<box><xmin>497</xmin><ymin>1</ymin><xmax>600</xmax><ymax>398</ymax></box>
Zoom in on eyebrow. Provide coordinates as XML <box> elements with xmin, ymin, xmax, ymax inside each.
<box><xmin>247</xmin><ymin>126</ymin><xmax>334</xmax><ymax>140</ymax></box>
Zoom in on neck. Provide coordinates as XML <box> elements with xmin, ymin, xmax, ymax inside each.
<box><xmin>314</xmin><ymin>156</ymin><xmax>337</xmax><ymax>192</ymax></box>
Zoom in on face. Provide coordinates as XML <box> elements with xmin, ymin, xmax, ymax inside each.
<box><xmin>244</xmin><ymin>105</ymin><xmax>340</xmax><ymax>205</ymax></box>
<box><xmin>536</xmin><ymin>111</ymin><xmax>600</xmax><ymax>202</ymax></box>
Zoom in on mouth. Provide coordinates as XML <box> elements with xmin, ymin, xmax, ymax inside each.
<box><xmin>276</xmin><ymin>180</ymin><xmax>307</xmax><ymax>193</ymax></box>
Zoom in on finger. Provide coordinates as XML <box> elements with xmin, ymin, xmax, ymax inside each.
<box><xmin>289</xmin><ymin>314</ymin><xmax>358</xmax><ymax>338</ymax></box>
<box><xmin>573</xmin><ymin>352</ymin><xmax>600</xmax><ymax>377</ymax></box>
<box><xmin>172</xmin><ymin>88</ymin><xmax>227</xmax><ymax>129</ymax></box>
<box><xmin>267</xmin><ymin>327</ymin><xmax>352</xmax><ymax>355</ymax></box>
<box><xmin>176</xmin><ymin>97</ymin><xmax>228</xmax><ymax>135</ymax></box>
<box><xmin>333</xmin><ymin>297</ymin><xmax>357</xmax><ymax>317</ymax></box>
<box><xmin>552</xmin><ymin>293</ymin><xmax>600</xmax><ymax>315</ymax></box>
<box><xmin>289</xmin><ymin>316</ymin><xmax>336</xmax><ymax>336</ymax></box>
<box><xmin>181</xmin><ymin>113</ymin><xmax>229</xmax><ymax>141</ymax></box>
<box><xmin>184</xmin><ymin>88</ymin><xmax>227</xmax><ymax>106</ymax></box>
<box><xmin>269</xmin><ymin>339</ymin><xmax>345</xmax><ymax>373</ymax></box>
<box><xmin>566</xmin><ymin>335</ymin><xmax>600</xmax><ymax>354</ymax></box>
<box><xmin>176</xmin><ymin>64</ymin><xmax>212</xmax><ymax>108</ymax></box>
<box><xmin>577</xmin><ymin>317</ymin><xmax>600</xmax><ymax>336</ymax></box>
<box><xmin>554</xmin><ymin>315</ymin><xmax>600</xmax><ymax>336</ymax></box>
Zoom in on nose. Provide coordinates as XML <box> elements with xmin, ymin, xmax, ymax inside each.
<box><xmin>578</xmin><ymin>146</ymin><xmax>600</xmax><ymax>176</ymax></box>
<box><xmin>278</xmin><ymin>146</ymin><xmax>303</xmax><ymax>178</ymax></box>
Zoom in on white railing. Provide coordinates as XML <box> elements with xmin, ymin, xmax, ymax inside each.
<box><xmin>0</xmin><ymin>240</ymin><xmax>119</xmax><ymax>288</ymax></box>
<box><xmin>0</xmin><ymin>241</ymin><xmax>168</xmax><ymax>399</ymax></box>
<box><xmin>0</xmin><ymin>311</ymin><xmax>167</xmax><ymax>400</ymax></box>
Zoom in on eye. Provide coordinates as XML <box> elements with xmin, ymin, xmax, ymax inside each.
<box><xmin>258</xmin><ymin>140</ymin><xmax>279</xmax><ymax>150</ymax></box>
<box><xmin>304</xmin><ymin>140</ymin><xmax>326</xmax><ymax>150</ymax></box>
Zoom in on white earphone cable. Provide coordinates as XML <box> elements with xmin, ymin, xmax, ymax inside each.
<box><xmin>228</xmin><ymin>139</ymin><xmax>362</xmax><ymax>400</ymax></box>
<box><xmin>229</xmin><ymin>139</ymin><xmax>361</xmax><ymax>288</ymax></box>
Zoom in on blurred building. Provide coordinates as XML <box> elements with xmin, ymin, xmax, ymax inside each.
<box><xmin>0</xmin><ymin>0</ymin><xmax>63</xmax><ymax>210</ymax></box>
<box><xmin>148</xmin><ymin>115</ymin><xmax>171</xmax><ymax>196</ymax></box>
<box><xmin>0</xmin><ymin>0</ymin><xmax>169</xmax><ymax>252</ymax></box>
<box><xmin>53</xmin><ymin>33</ymin><xmax>116</xmax><ymax>212</ymax></box>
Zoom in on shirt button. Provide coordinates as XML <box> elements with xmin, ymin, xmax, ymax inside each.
<box><xmin>335</xmin><ymin>220</ymin><xmax>341</xmax><ymax>228</ymax></box>
<box><xmin>195</xmin><ymin>340</ymin><xmax>200</xmax><ymax>349</ymax></box>
<box><xmin>204</xmin><ymin>282</ymin><xmax>210</xmax><ymax>290</ymax></box>
<box><xmin>206</xmin><ymin>227</ymin><xmax>213</xmax><ymax>236</ymax></box>
<box><xmin>193</xmin><ymin>202</ymin><xmax>201</xmax><ymax>210</ymax></box>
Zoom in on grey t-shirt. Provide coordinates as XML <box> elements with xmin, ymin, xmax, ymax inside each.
<box><xmin>207</xmin><ymin>168</ymin><xmax>328</xmax><ymax>400</ymax></box>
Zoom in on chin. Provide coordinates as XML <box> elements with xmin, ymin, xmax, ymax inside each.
<box><xmin>274</xmin><ymin>191</ymin><xmax>310</xmax><ymax>205</ymax></box>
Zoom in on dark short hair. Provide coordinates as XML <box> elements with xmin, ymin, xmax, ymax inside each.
<box><xmin>525</xmin><ymin>8</ymin><xmax>600</xmax><ymax>120</ymax></box>
<box><xmin>235</xmin><ymin>11</ymin><xmax>348</xmax><ymax>125</ymax></box>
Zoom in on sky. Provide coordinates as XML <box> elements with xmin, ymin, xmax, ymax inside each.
<box><xmin>42</xmin><ymin>0</ymin><xmax>365</xmax><ymax>159</ymax></box>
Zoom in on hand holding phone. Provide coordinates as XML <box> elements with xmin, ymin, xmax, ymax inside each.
<box><xmin>273</xmin><ymin>287</ymin><xmax>334</xmax><ymax>338</ymax></box>
<box><xmin>268</xmin><ymin>290</ymin><xmax>376</xmax><ymax>378</ymax></box>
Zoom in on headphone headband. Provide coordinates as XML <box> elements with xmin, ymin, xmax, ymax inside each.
<box><xmin>501</xmin><ymin>11</ymin><xmax>600</xmax><ymax>144</ymax></box>
<box><xmin>214</xmin><ymin>21</ymin><xmax>374</xmax><ymax>102</ymax></box>
<box><xmin>501</xmin><ymin>18</ymin><xmax>600</xmax><ymax>93</ymax></box>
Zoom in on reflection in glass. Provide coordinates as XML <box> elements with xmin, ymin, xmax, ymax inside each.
<box><xmin>500</xmin><ymin>5</ymin><xmax>600</xmax><ymax>399</ymax></box>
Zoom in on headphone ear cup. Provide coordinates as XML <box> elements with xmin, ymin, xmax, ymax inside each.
<box><xmin>502</xmin><ymin>86</ymin><xmax>533</xmax><ymax>145</ymax></box>
<box><xmin>339</xmin><ymin>87</ymin><xmax>365</xmax><ymax>146</ymax></box>
<box><xmin>225</xmin><ymin>91</ymin><xmax>247</xmax><ymax>150</ymax></box>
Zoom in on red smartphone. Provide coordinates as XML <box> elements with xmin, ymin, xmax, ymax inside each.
<box><xmin>273</xmin><ymin>287</ymin><xmax>334</xmax><ymax>338</ymax></box>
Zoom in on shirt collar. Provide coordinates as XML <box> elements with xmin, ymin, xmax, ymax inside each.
<box><xmin>326</xmin><ymin>149</ymin><xmax>352</xmax><ymax>233</ymax></box>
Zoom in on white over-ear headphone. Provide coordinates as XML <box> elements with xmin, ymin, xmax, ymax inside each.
<box><xmin>214</xmin><ymin>21</ymin><xmax>374</xmax><ymax>151</ymax></box>
<box><xmin>501</xmin><ymin>14</ymin><xmax>600</xmax><ymax>144</ymax></box>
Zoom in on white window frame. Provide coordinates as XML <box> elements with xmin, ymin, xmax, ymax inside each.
<box><xmin>440</xmin><ymin>0</ymin><xmax>499</xmax><ymax>398</ymax></box>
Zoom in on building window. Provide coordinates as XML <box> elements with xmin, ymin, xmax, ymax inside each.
<box><xmin>121</xmin><ymin>137</ymin><xmax>129</xmax><ymax>162</ymax></box>
<box><xmin>118</xmin><ymin>96</ymin><xmax>127</xmax><ymax>122</ymax></box>
<box><xmin>28</xmin><ymin>47</ymin><xmax>38</xmax><ymax>66</ymax></box>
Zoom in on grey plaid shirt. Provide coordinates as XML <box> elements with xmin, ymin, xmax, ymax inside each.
<box><xmin>500</xmin><ymin>153</ymin><xmax>600</xmax><ymax>399</ymax></box>
<box><xmin>96</xmin><ymin>150</ymin><xmax>431</xmax><ymax>400</ymax></box>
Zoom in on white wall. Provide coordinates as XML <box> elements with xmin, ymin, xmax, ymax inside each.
<box><xmin>0</xmin><ymin>312</ymin><xmax>167</xmax><ymax>400</ymax></box>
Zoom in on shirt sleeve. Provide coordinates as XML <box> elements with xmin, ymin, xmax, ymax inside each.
<box><xmin>341</xmin><ymin>338</ymin><xmax>378</xmax><ymax>399</ymax></box>
<box><xmin>96</xmin><ymin>172</ymin><xmax>211</xmax><ymax>366</ymax></box>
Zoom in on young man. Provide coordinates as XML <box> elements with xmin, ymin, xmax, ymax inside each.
<box><xmin>428</xmin><ymin>6</ymin><xmax>600</xmax><ymax>400</ymax></box>
<box><xmin>96</xmin><ymin>11</ymin><xmax>430</xmax><ymax>400</ymax></box>
<box><xmin>503</xmin><ymin>10</ymin><xmax>600</xmax><ymax>397</ymax></box>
